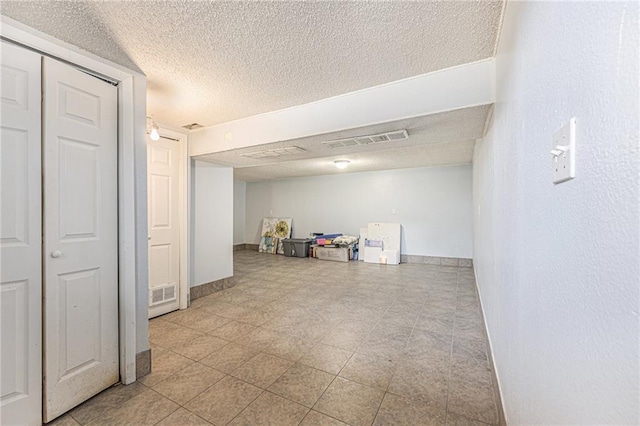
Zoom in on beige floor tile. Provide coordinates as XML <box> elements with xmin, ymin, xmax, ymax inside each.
<box><xmin>155</xmin><ymin>326</ymin><xmax>209</xmax><ymax>353</ymax></box>
<box><xmin>447</xmin><ymin>378</ymin><xmax>498</xmax><ymax>425</ymax></box>
<box><xmin>208</xmin><ymin>320</ymin><xmax>256</xmax><ymax>341</ymax></box>
<box><xmin>300</xmin><ymin>410</ymin><xmax>348</xmax><ymax>426</ymax></box>
<box><xmin>268</xmin><ymin>363</ymin><xmax>335</xmax><ymax>407</ymax></box>
<box><xmin>156</xmin><ymin>407</ymin><xmax>212</xmax><ymax>425</ymax></box>
<box><xmin>299</xmin><ymin>343</ymin><xmax>353</xmax><ymax>375</ymax></box>
<box><xmin>152</xmin><ymin>362</ymin><xmax>226</xmax><ymax>405</ymax></box>
<box><xmin>48</xmin><ymin>414</ymin><xmax>81</xmax><ymax>426</ymax></box>
<box><xmin>184</xmin><ymin>375</ymin><xmax>262</xmax><ymax>425</ymax></box>
<box><xmin>88</xmin><ymin>388</ymin><xmax>179</xmax><ymax>425</ymax></box>
<box><xmin>190</xmin><ymin>313</ymin><xmax>233</xmax><ymax>333</ymax></box>
<box><xmin>70</xmin><ymin>382</ymin><xmax>148</xmax><ymax>424</ymax></box>
<box><xmin>148</xmin><ymin>320</ymin><xmax>192</xmax><ymax>348</ymax></box>
<box><xmin>231</xmin><ymin>352</ymin><xmax>293</xmax><ymax>388</ymax></box>
<box><xmin>200</xmin><ymin>342</ymin><xmax>260</xmax><ymax>373</ymax></box>
<box><xmin>404</xmin><ymin>329</ymin><xmax>453</xmax><ymax>359</ymax></box>
<box><xmin>161</xmin><ymin>307</ymin><xmax>212</xmax><ymax>328</ymax></box>
<box><xmin>414</xmin><ymin>312</ymin><xmax>455</xmax><ymax>335</ymax></box>
<box><xmin>401</xmin><ymin>340</ymin><xmax>451</xmax><ymax>370</ymax></box>
<box><xmin>452</xmin><ymin>335</ymin><xmax>488</xmax><ymax>362</ymax></box>
<box><xmin>373</xmin><ymin>392</ymin><xmax>444</xmax><ymax>425</ymax></box>
<box><xmin>67</xmin><ymin>252</ymin><xmax>500</xmax><ymax>426</ymax></box>
<box><xmin>321</xmin><ymin>326</ymin><xmax>366</xmax><ymax>351</ymax></box>
<box><xmin>189</xmin><ymin>294</ymin><xmax>221</xmax><ymax>309</ymax></box>
<box><xmin>446</xmin><ymin>411</ymin><xmax>493</xmax><ymax>426</ymax></box>
<box><xmin>313</xmin><ymin>377</ymin><xmax>385</xmax><ymax>426</ymax></box>
<box><xmin>450</xmin><ymin>354</ymin><xmax>493</xmax><ymax>386</ymax></box>
<box><xmin>356</xmin><ymin>339</ymin><xmax>407</xmax><ymax>364</ymax></box>
<box><xmin>171</xmin><ymin>334</ymin><xmax>229</xmax><ymax>360</ymax></box>
<box><xmin>388</xmin><ymin>363</ymin><xmax>449</xmax><ymax>408</ymax></box>
<box><xmin>296</xmin><ymin>321</ymin><xmax>334</xmax><ymax>341</ymax></box>
<box><xmin>139</xmin><ymin>349</ymin><xmax>195</xmax><ymax>387</ymax></box>
<box><xmin>214</xmin><ymin>303</ymin><xmax>254</xmax><ymax>320</ymax></box>
<box><xmin>233</xmin><ymin>327</ymin><xmax>282</xmax><ymax>350</ymax></box>
<box><xmin>235</xmin><ymin>309</ymin><xmax>279</xmax><ymax>326</ymax></box>
<box><xmin>454</xmin><ymin>317</ymin><xmax>486</xmax><ymax>340</ymax></box>
<box><xmin>263</xmin><ymin>333</ymin><xmax>316</xmax><ymax>362</ymax></box>
<box><xmin>339</xmin><ymin>352</ymin><xmax>397</xmax><ymax>390</ymax></box>
<box><xmin>229</xmin><ymin>391</ymin><xmax>309</xmax><ymax>425</ymax></box>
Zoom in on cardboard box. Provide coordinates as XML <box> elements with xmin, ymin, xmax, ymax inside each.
<box><xmin>316</xmin><ymin>246</ymin><xmax>350</xmax><ymax>263</ymax></box>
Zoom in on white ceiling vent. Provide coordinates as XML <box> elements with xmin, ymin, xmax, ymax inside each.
<box><xmin>323</xmin><ymin>130</ymin><xmax>408</xmax><ymax>148</ymax></box>
<box><xmin>183</xmin><ymin>123</ymin><xmax>204</xmax><ymax>130</ymax></box>
<box><xmin>241</xmin><ymin>146</ymin><xmax>306</xmax><ymax>159</ymax></box>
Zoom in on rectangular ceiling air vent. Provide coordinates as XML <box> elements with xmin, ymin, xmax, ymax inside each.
<box><xmin>182</xmin><ymin>123</ymin><xmax>203</xmax><ymax>130</ymax></box>
<box><xmin>322</xmin><ymin>130</ymin><xmax>408</xmax><ymax>148</ymax></box>
<box><xmin>241</xmin><ymin>146</ymin><xmax>306</xmax><ymax>159</ymax></box>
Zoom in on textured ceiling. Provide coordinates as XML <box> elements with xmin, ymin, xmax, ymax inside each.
<box><xmin>193</xmin><ymin>105</ymin><xmax>490</xmax><ymax>181</ymax></box>
<box><xmin>1</xmin><ymin>1</ymin><xmax>504</xmax><ymax>128</ymax></box>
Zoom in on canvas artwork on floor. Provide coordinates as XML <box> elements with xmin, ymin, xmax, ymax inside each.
<box><xmin>258</xmin><ymin>217</ymin><xmax>292</xmax><ymax>254</ymax></box>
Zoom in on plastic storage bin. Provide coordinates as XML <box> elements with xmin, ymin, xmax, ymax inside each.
<box><xmin>282</xmin><ymin>238</ymin><xmax>312</xmax><ymax>258</ymax></box>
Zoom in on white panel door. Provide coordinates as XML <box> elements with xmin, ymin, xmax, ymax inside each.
<box><xmin>148</xmin><ymin>136</ymin><xmax>181</xmax><ymax>318</ymax></box>
<box><xmin>0</xmin><ymin>41</ymin><xmax>42</xmax><ymax>426</ymax></box>
<box><xmin>42</xmin><ymin>57</ymin><xmax>119</xmax><ymax>422</ymax></box>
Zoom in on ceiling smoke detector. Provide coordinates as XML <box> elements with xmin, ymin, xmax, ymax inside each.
<box><xmin>182</xmin><ymin>123</ymin><xmax>204</xmax><ymax>130</ymax></box>
<box><xmin>241</xmin><ymin>146</ymin><xmax>306</xmax><ymax>159</ymax></box>
<box><xmin>322</xmin><ymin>130</ymin><xmax>409</xmax><ymax>149</ymax></box>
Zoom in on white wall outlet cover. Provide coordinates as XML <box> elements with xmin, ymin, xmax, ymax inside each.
<box><xmin>551</xmin><ymin>117</ymin><xmax>576</xmax><ymax>184</ymax></box>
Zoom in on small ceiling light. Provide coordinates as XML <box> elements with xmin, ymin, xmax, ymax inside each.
<box><xmin>147</xmin><ymin>117</ymin><xmax>160</xmax><ymax>141</ymax></box>
<box><xmin>334</xmin><ymin>160</ymin><xmax>350</xmax><ymax>169</ymax></box>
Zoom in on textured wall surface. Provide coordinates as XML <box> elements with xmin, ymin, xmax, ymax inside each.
<box><xmin>245</xmin><ymin>165</ymin><xmax>473</xmax><ymax>258</ymax></box>
<box><xmin>473</xmin><ymin>2</ymin><xmax>639</xmax><ymax>424</ymax></box>
<box><xmin>233</xmin><ymin>180</ymin><xmax>247</xmax><ymax>245</ymax></box>
<box><xmin>191</xmin><ymin>161</ymin><xmax>233</xmax><ymax>287</ymax></box>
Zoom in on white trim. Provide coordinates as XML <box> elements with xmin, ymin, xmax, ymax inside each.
<box><xmin>155</xmin><ymin>127</ymin><xmax>190</xmax><ymax>310</ymax></box>
<box><xmin>1</xmin><ymin>16</ymin><xmax>146</xmax><ymax>385</ymax></box>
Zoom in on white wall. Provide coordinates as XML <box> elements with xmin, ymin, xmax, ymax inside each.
<box><xmin>245</xmin><ymin>165</ymin><xmax>473</xmax><ymax>258</ymax></box>
<box><xmin>473</xmin><ymin>2</ymin><xmax>639</xmax><ymax>424</ymax></box>
<box><xmin>190</xmin><ymin>160</ymin><xmax>234</xmax><ymax>287</ymax></box>
<box><xmin>233</xmin><ymin>180</ymin><xmax>247</xmax><ymax>245</ymax></box>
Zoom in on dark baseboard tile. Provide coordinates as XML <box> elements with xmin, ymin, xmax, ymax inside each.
<box><xmin>400</xmin><ymin>254</ymin><xmax>473</xmax><ymax>267</ymax></box>
<box><xmin>190</xmin><ymin>277</ymin><xmax>236</xmax><ymax>301</ymax></box>
<box><xmin>233</xmin><ymin>244</ymin><xmax>246</xmax><ymax>251</ymax></box>
<box><xmin>136</xmin><ymin>349</ymin><xmax>151</xmax><ymax>379</ymax></box>
<box><xmin>245</xmin><ymin>243</ymin><xmax>259</xmax><ymax>251</ymax></box>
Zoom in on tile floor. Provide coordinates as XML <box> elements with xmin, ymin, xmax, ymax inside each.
<box><xmin>53</xmin><ymin>251</ymin><xmax>500</xmax><ymax>426</ymax></box>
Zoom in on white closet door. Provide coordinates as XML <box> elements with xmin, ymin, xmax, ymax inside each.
<box><xmin>42</xmin><ymin>57</ymin><xmax>119</xmax><ymax>422</ymax></box>
<box><xmin>0</xmin><ymin>41</ymin><xmax>42</xmax><ymax>426</ymax></box>
<box><xmin>147</xmin><ymin>136</ymin><xmax>181</xmax><ymax>318</ymax></box>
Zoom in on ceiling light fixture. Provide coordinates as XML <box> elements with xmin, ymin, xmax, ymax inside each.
<box><xmin>334</xmin><ymin>160</ymin><xmax>350</xmax><ymax>169</ymax></box>
<box><xmin>147</xmin><ymin>117</ymin><xmax>160</xmax><ymax>141</ymax></box>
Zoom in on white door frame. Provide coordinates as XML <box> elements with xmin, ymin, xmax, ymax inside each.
<box><xmin>1</xmin><ymin>16</ymin><xmax>146</xmax><ymax>384</ymax></box>
<box><xmin>151</xmin><ymin>126</ymin><xmax>190</xmax><ymax>310</ymax></box>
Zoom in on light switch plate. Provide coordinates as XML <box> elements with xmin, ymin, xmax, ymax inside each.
<box><xmin>552</xmin><ymin>118</ymin><xmax>576</xmax><ymax>184</ymax></box>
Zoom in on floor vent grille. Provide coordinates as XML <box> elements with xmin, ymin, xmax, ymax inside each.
<box><xmin>149</xmin><ymin>283</ymin><xmax>177</xmax><ymax>306</ymax></box>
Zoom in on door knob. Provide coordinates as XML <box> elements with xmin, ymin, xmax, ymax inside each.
<box><xmin>51</xmin><ymin>250</ymin><xmax>62</xmax><ymax>258</ymax></box>
<box><xmin>148</xmin><ymin>235</ymin><xmax>151</xmax><ymax>240</ymax></box>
